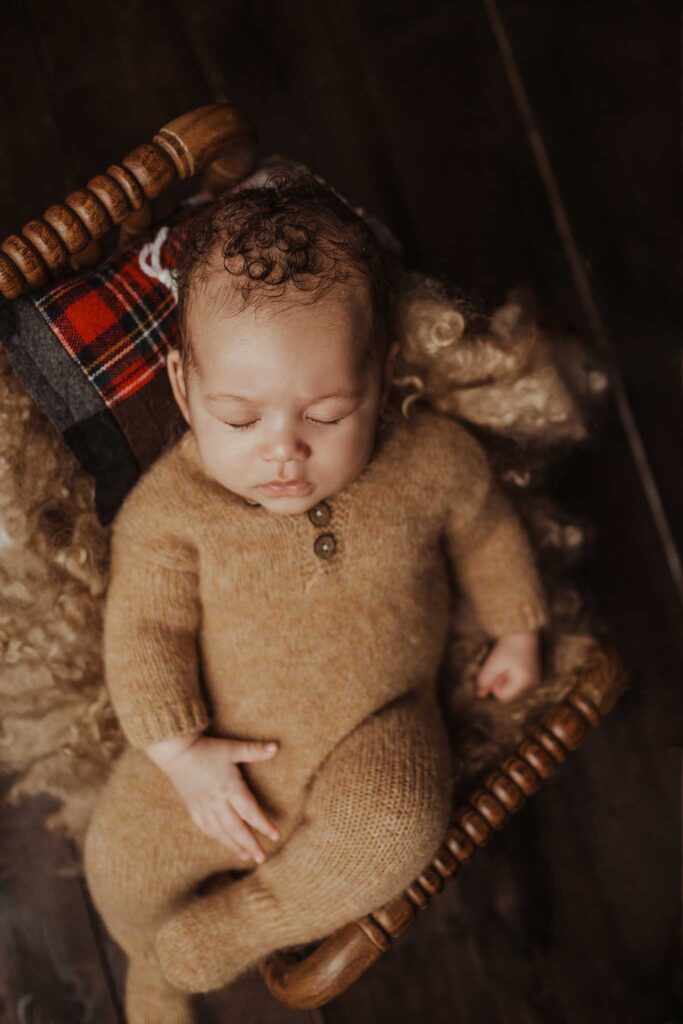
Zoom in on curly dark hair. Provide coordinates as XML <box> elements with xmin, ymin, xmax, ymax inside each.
<box><xmin>172</xmin><ymin>173</ymin><xmax>398</xmax><ymax>373</ymax></box>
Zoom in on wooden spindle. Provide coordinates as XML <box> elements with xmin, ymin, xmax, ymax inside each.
<box><xmin>0</xmin><ymin>104</ymin><xmax>257</xmax><ymax>301</ymax></box>
<box><xmin>70</xmin><ymin>238</ymin><xmax>103</xmax><ymax>271</ymax></box>
<box><xmin>1</xmin><ymin>235</ymin><xmax>48</xmax><ymax>288</ymax></box>
<box><xmin>20</xmin><ymin>220</ymin><xmax>70</xmax><ymax>273</ymax></box>
<box><xmin>118</xmin><ymin>201</ymin><xmax>153</xmax><ymax>250</ymax></box>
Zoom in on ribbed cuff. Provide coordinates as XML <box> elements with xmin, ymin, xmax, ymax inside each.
<box><xmin>478</xmin><ymin>599</ymin><xmax>549</xmax><ymax>639</ymax></box>
<box><xmin>120</xmin><ymin>698</ymin><xmax>210</xmax><ymax>749</ymax></box>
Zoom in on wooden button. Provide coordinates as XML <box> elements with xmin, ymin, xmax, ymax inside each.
<box><xmin>314</xmin><ymin>533</ymin><xmax>336</xmax><ymax>559</ymax></box>
<box><xmin>307</xmin><ymin>501</ymin><xmax>331</xmax><ymax>527</ymax></box>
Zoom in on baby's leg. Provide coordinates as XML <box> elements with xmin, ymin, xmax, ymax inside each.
<box><xmin>83</xmin><ymin>746</ymin><xmax>248</xmax><ymax>1023</ymax></box>
<box><xmin>155</xmin><ymin>692</ymin><xmax>454</xmax><ymax>993</ymax></box>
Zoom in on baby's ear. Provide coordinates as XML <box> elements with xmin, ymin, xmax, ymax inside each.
<box><xmin>166</xmin><ymin>348</ymin><xmax>192</xmax><ymax>426</ymax></box>
<box><xmin>384</xmin><ymin>340</ymin><xmax>400</xmax><ymax>380</ymax></box>
<box><xmin>381</xmin><ymin>340</ymin><xmax>400</xmax><ymax>392</ymax></box>
<box><xmin>378</xmin><ymin>342</ymin><xmax>401</xmax><ymax>415</ymax></box>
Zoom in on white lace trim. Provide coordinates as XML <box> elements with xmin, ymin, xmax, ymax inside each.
<box><xmin>138</xmin><ymin>225</ymin><xmax>178</xmax><ymax>299</ymax></box>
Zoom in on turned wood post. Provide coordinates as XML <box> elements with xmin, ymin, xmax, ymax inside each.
<box><xmin>0</xmin><ymin>104</ymin><xmax>257</xmax><ymax>301</ymax></box>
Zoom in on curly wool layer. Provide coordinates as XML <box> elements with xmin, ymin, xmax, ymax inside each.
<box><xmin>172</xmin><ymin>173</ymin><xmax>398</xmax><ymax>372</ymax></box>
<box><xmin>0</xmin><ymin>341</ymin><xmax>123</xmax><ymax>851</ymax></box>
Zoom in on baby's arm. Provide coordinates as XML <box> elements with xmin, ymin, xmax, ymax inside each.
<box><xmin>439</xmin><ymin>420</ymin><xmax>548</xmax><ymax>702</ymax></box>
<box><xmin>104</xmin><ymin>521</ymin><xmax>207</xmax><ymax>747</ymax></box>
<box><xmin>104</xmin><ymin>518</ymin><xmax>279</xmax><ymax>861</ymax></box>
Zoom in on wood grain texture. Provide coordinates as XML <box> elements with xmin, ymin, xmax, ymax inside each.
<box><xmin>0</xmin><ymin>774</ymin><xmax>121</xmax><ymax>1024</ymax></box>
<box><xmin>490</xmin><ymin>0</ymin><xmax>683</xmax><ymax>567</ymax></box>
<box><xmin>0</xmin><ymin>4</ymin><xmax>71</xmax><ymax>246</ymax></box>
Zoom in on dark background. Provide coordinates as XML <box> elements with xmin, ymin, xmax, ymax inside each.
<box><xmin>1</xmin><ymin>2</ymin><xmax>681</xmax><ymax>1022</ymax></box>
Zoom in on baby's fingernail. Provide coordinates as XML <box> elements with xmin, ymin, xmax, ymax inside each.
<box><xmin>255</xmin><ymin>852</ymin><xmax>265</xmax><ymax>864</ymax></box>
<box><xmin>270</xmin><ymin>830</ymin><xmax>279</xmax><ymax>840</ymax></box>
<box><xmin>265</xmin><ymin>743</ymin><xmax>277</xmax><ymax>752</ymax></box>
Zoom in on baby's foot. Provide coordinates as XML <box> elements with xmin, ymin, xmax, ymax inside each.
<box><xmin>155</xmin><ymin>898</ymin><xmax>254</xmax><ymax>993</ymax></box>
<box><xmin>154</xmin><ymin>866</ymin><xmax>291</xmax><ymax>994</ymax></box>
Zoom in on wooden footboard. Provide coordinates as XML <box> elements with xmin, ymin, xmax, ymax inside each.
<box><xmin>259</xmin><ymin>643</ymin><xmax>629</xmax><ymax>1009</ymax></box>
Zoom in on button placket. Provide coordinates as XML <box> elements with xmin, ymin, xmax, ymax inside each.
<box><xmin>307</xmin><ymin>500</ymin><xmax>337</xmax><ymax>563</ymax></box>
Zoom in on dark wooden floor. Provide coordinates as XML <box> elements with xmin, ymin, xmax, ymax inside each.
<box><xmin>1</xmin><ymin>1</ymin><xmax>681</xmax><ymax>1021</ymax></box>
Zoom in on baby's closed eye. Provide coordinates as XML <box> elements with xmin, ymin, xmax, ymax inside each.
<box><xmin>222</xmin><ymin>416</ymin><xmax>346</xmax><ymax>431</ymax></box>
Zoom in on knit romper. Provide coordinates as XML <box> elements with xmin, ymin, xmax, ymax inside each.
<box><xmin>83</xmin><ymin>402</ymin><xmax>548</xmax><ymax>1014</ymax></box>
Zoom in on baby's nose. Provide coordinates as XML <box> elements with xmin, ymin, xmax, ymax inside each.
<box><xmin>262</xmin><ymin>434</ymin><xmax>309</xmax><ymax>462</ymax></box>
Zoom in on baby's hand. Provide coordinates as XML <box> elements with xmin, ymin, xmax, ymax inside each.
<box><xmin>145</xmin><ymin>733</ymin><xmax>280</xmax><ymax>863</ymax></box>
<box><xmin>475</xmin><ymin>631</ymin><xmax>542</xmax><ymax>703</ymax></box>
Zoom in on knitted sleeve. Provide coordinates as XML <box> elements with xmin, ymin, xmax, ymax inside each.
<box><xmin>439</xmin><ymin>419</ymin><xmax>549</xmax><ymax>638</ymax></box>
<box><xmin>103</xmin><ymin>517</ymin><xmax>210</xmax><ymax>750</ymax></box>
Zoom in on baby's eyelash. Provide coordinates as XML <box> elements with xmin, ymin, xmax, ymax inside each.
<box><xmin>225</xmin><ymin>417</ymin><xmax>344</xmax><ymax>431</ymax></box>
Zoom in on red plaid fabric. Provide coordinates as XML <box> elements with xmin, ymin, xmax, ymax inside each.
<box><xmin>33</xmin><ymin>201</ymin><xmax>208</xmax><ymax>409</ymax></box>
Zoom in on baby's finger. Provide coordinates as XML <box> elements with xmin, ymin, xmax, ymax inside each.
<box><xmin>207</xmin><ymin>809</ymin><xmax>252</xmax><ymax>861</ymax></box>
<box><xmin>231</xmin><ymin>740</ymin><xmax>279</xmax><ymax>763</ymax></box>
<box><xmin>481</xmin><ymin>671</ymin><xmax>507</xmax><ymax>696</ymax></box>
<box><xmin>492</xmin><ymin>673</ymin><xmax>532</xmax><ymax>702</ymax></box>
<box><xmin>476</xmin><ymin>671</ymin><xmax>505</xmax><ymax>697</ymax></box>
<box><xmin>220</xmin><ymin>803</ymin><xmax>266</xmax><ymax>863</ymax></box>
<box><xmin>229</xmin><ymin>777</ymin><xmax>280</xmax><ymax>841</ymax></box>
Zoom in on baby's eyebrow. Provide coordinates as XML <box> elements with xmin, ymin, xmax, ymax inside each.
<box><xmin>204</xmin><ymin>389</ymin><xmax>361</xmax><ymax>404</ymax></box>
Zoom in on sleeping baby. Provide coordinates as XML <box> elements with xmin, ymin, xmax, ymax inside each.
<box><xmin>83</xmin><ymin>173</ymin><xmax>549</xmax><ymax>1023</ymax></box>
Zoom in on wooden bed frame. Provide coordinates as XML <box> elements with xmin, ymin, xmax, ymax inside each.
<box><xmin>0</xmin><ymin>104</ymin><xmax>630</xmax><ymax>1009</ymax></box>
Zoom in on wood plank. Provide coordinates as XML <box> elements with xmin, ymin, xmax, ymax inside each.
<box><xmin>488</xmin><ymin>0</ymin><xmax>683</xmax><ymax>563</ymax></box>
<box><xmin>0</xmin><ymin>2</ymin><xmax>70</xmax><ymax>239</ymax></box>
<box><xmin>23</xmin><ymin>0</ymin><xmax>210</xmax><ymax>211</ymax></box>
<box><xmin>297</xmin><ymin>0</ymin><xmax>578</xmax><ymax>313</ymax></box>
<box><xmin>492</xmin><ymin>0</ymin><xmax>683</xmax><ymax>319</ymax></box>
<box><xmin>181</xmin><ymin>0</ymin><xmax>419</xmax><ymax>254</ymax></box>
<box><xmin>0</xmin><ymin>773</ymin><xmax>120</xmax><ymax>1023</ymax></box>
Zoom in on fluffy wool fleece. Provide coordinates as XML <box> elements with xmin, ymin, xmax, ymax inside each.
<box><xmin>0</xmin><ymin>279</ymin><xmax>612</xmax><ymax>863</ymax></box>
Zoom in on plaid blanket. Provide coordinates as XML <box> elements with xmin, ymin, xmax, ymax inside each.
<box><xmin>0</xmin><ymin>156</ymin><xmax>402</xmax><ymax>525</ymax></box>
<box><xmin>0</xmin><ymin>202</ymin><xmax>200</xmax><ymax>524</ymax></box>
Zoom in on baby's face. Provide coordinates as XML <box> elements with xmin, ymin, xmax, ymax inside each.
<box><xmin>167</xmin><ymin>279</ymin><xmax>397</xmax><ymax>515</ymax></box>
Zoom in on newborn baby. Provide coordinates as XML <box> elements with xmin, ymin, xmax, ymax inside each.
<box><xmin>83</xmin><ymin>175</ymin><xmax>548</xmax><ymax>1023</ymax></box>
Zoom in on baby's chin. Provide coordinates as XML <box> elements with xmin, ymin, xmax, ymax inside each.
<box><xmin>254</xmin><ymin>494</ymin><xmax>320</xmax><ymax>516</ymax></box>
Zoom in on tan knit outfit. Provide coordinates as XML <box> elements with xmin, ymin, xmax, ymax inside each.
<box><xmin>83</xmin><ymin>402</ymin><xmax>548</xmax><ymax>1021</ymax></box>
